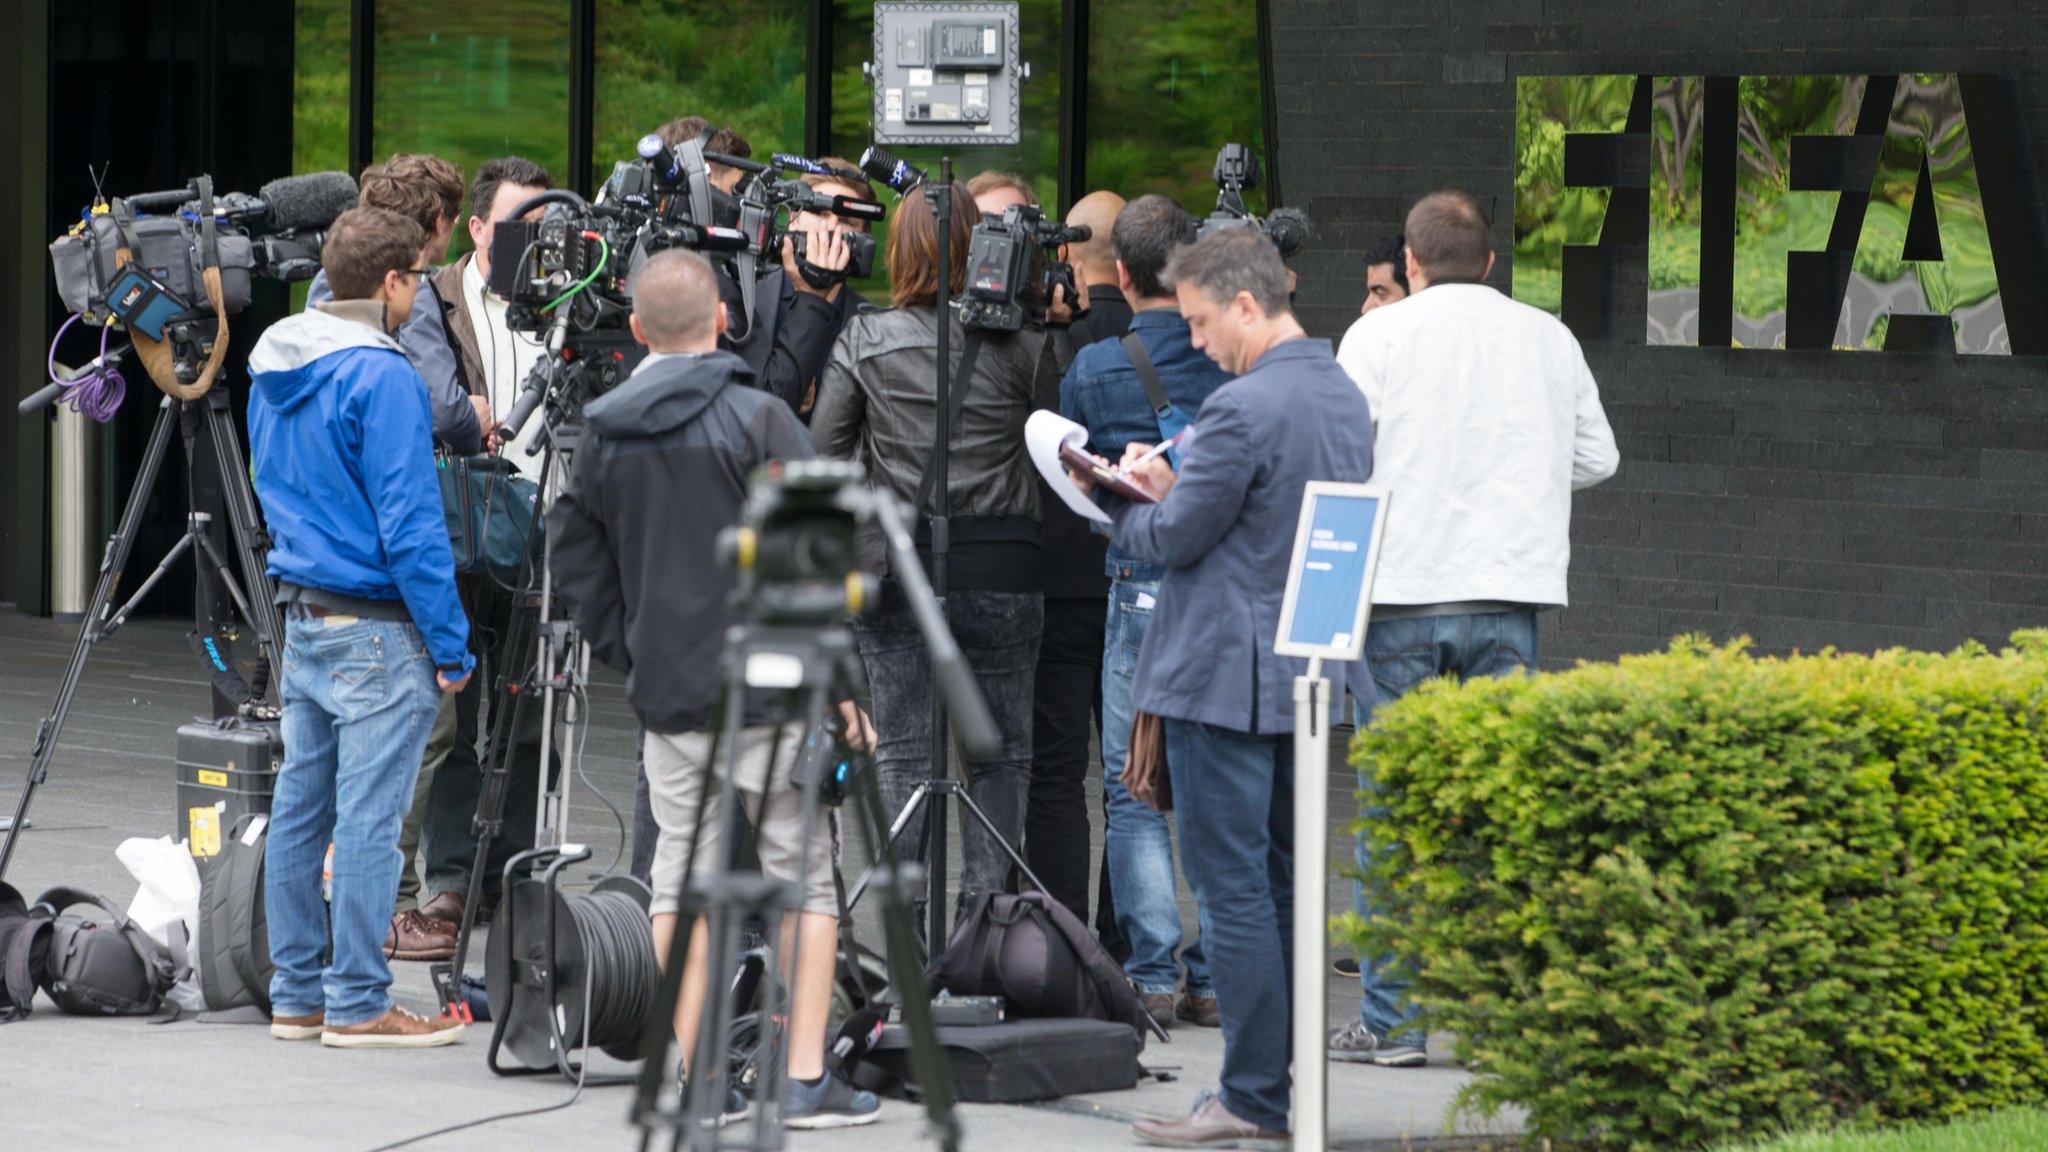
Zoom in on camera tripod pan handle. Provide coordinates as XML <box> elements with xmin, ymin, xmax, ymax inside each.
<box><xmin>19</xmin><ymin>380</ymin><xmax>67</xmax><ymax>416</ymax></box>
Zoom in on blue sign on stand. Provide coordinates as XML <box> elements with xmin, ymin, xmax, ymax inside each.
<box><xmin>1275</xmin><ymin>482</ymin><xmax>1388</xmax><ymax>661</ymax></box>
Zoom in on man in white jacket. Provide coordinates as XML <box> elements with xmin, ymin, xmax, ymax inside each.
<box><xmin>1333</xmin><ymin>190</ymin><xmax>1619</xmax><ymax>1067</ymax></box>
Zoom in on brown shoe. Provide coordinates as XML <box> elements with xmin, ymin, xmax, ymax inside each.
<box><xmin>321</xmin><ymin>1004</ymin><xmax>465</xmax><ymax>1049</ymax></box>
<box><xmin>1142</xmin><ymin>992</ymin><xmax>1178</xmax><ymax>1030</ymax></box>
<box><xmin>420</xmin><ymin>889</ymin><xmax>496</xmax><ymax>926</ymax></box>
<box><xmin>385</xmin><ymin>910</ymin><xmax>457</xmax><ymax>961</ymax></box>
<box><xmin>1176</xmin><ymin>994</ymin><xmax>1221</xmax><ymax>1028</ymax></box>
<box><xmin>270</xmin><ymin>1011</ymin><xmax>324</xmax><ymax>1041</ymax></box>
<box><xmin>1132</xmin><ymin>1094</ymin><xmax>1288</xmax><ymax>1149</ymax></box>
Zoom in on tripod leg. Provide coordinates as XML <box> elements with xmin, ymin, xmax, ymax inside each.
<box><xmin>203</xmin><ymin>395</ymin><xmax>284</xmax><ymax>691</ymax></box>
<box><xmin>839</xmin><ymin>784</ymin><xmax>931</xmax><ymax>910</ymax></box>
<box><xmin>951</xmin><ymin>789</ymin><xmax>1056</xmax><ymax>898</ymax></box>
<box><xmin>0</xmin><ymin>399</ymin><xmax>180</xmax><ymax>879</ymax></box>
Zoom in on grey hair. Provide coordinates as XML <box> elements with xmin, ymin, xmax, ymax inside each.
<box><xmin>629</xmin><ymin>248</ymin><xmax>720</xmax><ymax>344</ymax></box>
<box><xmin>1160</xmin><ymin>227</ymin><xmax>1291</xmax><ymax>317</ymax></box>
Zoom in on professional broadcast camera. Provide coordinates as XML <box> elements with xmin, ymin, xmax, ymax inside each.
<box><xmin>717</xmin><ymin>460</ymin><xmax>884</xmax><ymax>629</ymax></box>
<box><xmin>1197</xmin><ymin>142</ymin><xmax>1310</xmax><ymax>259</ymax></box>
<box><xmin>960</xmin><ymin>202</ymin><xmax>1089</xmax><ymax>332</ymax></box>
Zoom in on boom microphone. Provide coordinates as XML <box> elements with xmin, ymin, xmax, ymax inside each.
<box><xmin>1264</xmin><ymin>207</ymin><xmax>1312</xmax><ymax>259</ymax></box>
<box><xmin>858</xmin><ymin>146</ymin><xmax>926</xmax><ymax>195</ymax></box>
<box><xmin>256</xmin><ymin>171</ymin><xmax>360</xmax><ymax>232</ymax></box>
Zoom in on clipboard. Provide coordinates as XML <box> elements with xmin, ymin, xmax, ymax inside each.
<box><xmin>1058</xmin><ymin>442</ymin><xmax>1160</xmax><ymax>504</ymax></box>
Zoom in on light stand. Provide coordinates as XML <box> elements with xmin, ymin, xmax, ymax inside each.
<box><xmin>925</xmin><ymin>156</ymin><xmax>955</xmax><ymax>952</ymax></box>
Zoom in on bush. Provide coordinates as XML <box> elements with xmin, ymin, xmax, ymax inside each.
<box><xmin>1345</xmin><ymin>634</ymin><xmax>2048</xmax><ymax>1151</ymax></box>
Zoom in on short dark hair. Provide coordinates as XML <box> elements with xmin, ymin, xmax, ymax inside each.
<box><xmin>470</xmin><ymin>157</ymin><xmax>554</xmax><ymax>223</ymax></box>
<box><xmin>800</xmin><ymin>158</ymin><xmax>878</xmax><ymax>231</ymax></box>
<box><xmin>1404</xmin><ymin>191</ymin><xmax>1491</xmax><ymax>280</ymax></box>
<box><xmin>1111</xmin><ymin>195</ymin><xmax>1198</xmax><ymax>299</ymax></box>
<box><xmin>1363</xmin><ymin>233</ymin><xmax>1409</xmax><ymax>293</ymax></box>
<box><xmin>656</xmin><ymin>115</ymin><xmax>751</xmax><ymax>161</ymax></box>
<box><xmin>358</xmin><ymin>153</ymin><xmax>464</xmax><ymax>235</ymax></box>
<box><xmin>322</xmin><ymin>207</ymin><xmax>425</xmax><ymax>300</ymax></box>
<box><xmin>1163</xmin><ymin>227</ymin><xmax>1292</xmax><ymax>318</ymax></box>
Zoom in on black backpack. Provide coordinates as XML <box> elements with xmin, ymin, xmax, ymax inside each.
<box><xmin>1</xmin><ymin>885</ymin><xmax>187</xmax><ymax>1019</ymax></box>
<box><xmin>198</xmin><ymin>812</ymin><xmax>275</xmax><ymax>1014</ymax></box>
<box><xmin>929</xmin><ymin>891</ymin><xmax>1150</xmax><ymax>1038</ymax></box>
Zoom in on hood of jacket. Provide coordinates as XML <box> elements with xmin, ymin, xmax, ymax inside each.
<box><xmin>248</xmin><ymin>302</ymin><xmax>407</xmax><ymax>414</ymax></box>
<box><xmin>583</xmin><ymin>350</ymin><xmax>755</xmax><ymax>440</ymax></box>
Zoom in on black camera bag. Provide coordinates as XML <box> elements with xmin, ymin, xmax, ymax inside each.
<box><xmin>929</xmin><ymin>891</ymin><xmax>1149</xmax><ymax>1038</ymax></box>
<box><xmin>31</xmin><ymin>887</ymin><xmax>188</xmax><ymax>1017</ymax></box>
<box><xmin>198</xmin><ymin>813</ymin><xmax>275</xmax><ymax>1014</ymax></box>
<box><xmin>0</xmin><ymin>881</ymin><xmax>50</xmax><ymax>1022</ymax></box>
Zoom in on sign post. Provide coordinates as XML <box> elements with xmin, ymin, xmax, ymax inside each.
<box><xmin>1274</xmin><ymin>482</ymin><xmax>1388</xmax><ymax>1152</ymax></box>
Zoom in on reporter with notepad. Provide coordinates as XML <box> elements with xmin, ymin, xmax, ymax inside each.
<box><xmin>1071</xmin><ymin>227</ymin><xmax>1373</xmax><ymax>1148</ymax></box>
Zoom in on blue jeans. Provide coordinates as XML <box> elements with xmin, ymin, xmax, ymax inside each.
<box><xmin>1101</xmin><ymin>580</ymin><xmax>1211</xmax><ymax>996</ymax></box>
<box><xmin>267</xmin><ymin>616</ymin><xmax>443</xmax><ymax>1026</ymax></box>
<box><xmin>1165</xmin><ymin>718</ymin><xmax>1293</xmax><ymax>1133</ymax></box>
<box><xmin>1354</xmin><ymin>609</ymin><xmax>1538</xmax><ymax>1047</ymax></box>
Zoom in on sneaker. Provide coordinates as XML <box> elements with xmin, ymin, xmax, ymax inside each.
<box><xmin>1332</xmin><ymin>957</ymin><xmax>1360</xmax><ymax>977</ymax></box>
<box><xmin>1328</xmin><ymin>1019</ymin><xmax>1427</xmax><ymax>1067</ymax></box>
<box><xmin>321</xmin><ymin>1004</ymin><xmax>465</xmax><ymax>1049</ymax></box>
<box><xmin>680</xmin><ymin>1076</ymin><xmax>751</xmax><ymax>1127</ymax></box>
<box><xmin>784</xmin><ymin>1072</ymin><xmax>880</xmax><ymax>1130</ymax></box>
<box><xmin>270</xmin><ymin>1010</ymin><xmax>324</xmax><ymax>1041</ymax></box>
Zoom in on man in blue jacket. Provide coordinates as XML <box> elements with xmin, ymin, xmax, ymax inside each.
<box><xmin>247</xmin><ymin>206</ymin><xmax>475</xmax><ymax>1049</ymax></box>
<box><xmin>1060</xmin><ymin>194</ymin><xmax>1229</xmax><ymax>1031</ymax></box>
<box><xmin>1074</xmin><ymin>227</ymin><xmax>1374</xmax><ymax>1146</ymax></box>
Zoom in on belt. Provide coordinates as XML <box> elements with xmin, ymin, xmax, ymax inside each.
<box><xmin>288</xmin><ymin>603</ymin><xmax>347</xmax><ymax>620</ymax></box>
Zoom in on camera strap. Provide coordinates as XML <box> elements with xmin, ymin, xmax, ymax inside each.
<box><xmin>910</xmin><ymin>328</ymin><xmax>989</xmax><ymax>519</ymax></box>
<box><xmin>1121</xmin><ymin>332</ymin><xmax>1188</xmax><ymax>468</ymax></box>
<box><xmin>117</xmin><ymin>176</ymin><xmax>230</xmax><ymax>401</ymax></box>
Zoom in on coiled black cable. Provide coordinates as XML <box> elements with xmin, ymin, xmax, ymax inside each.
<box><xmin>568</xmin><ymin>886</ymin><xmax>658</xmax><ymax>1050</ymax></box>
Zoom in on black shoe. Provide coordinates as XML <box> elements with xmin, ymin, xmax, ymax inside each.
<box><xmin>1332</xmin><ymin>957</ymin><xmax>1360</xmax><ymax>977</ymax></box>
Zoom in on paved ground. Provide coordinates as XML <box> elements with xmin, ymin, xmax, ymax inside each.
<box><xmin>0</xmin><ymin>613</ymin><xmax>1521</xmax><ymax>1151</ymax></box>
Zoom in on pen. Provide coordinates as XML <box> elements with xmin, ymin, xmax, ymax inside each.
<box><xmin>1114</xmin><ymin>428</ymin><xmax>1189</xmax><ymax>479</ymax></box>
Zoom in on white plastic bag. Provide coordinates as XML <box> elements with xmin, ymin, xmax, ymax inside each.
<box><xmin>117</xmin><ymin>836</ymin><xmax>207</xmax><ymax>1013</ymax></box>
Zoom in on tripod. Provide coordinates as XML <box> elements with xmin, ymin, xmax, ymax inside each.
<box><xmin>0</xmin><ymin>386</ymin><xmax>282</xmax><ymax>880</ymax></box>
<box><xmin>631</xmin><ymin>622</ymin><xmax>961</xmax><ymax>1152</ymax></box>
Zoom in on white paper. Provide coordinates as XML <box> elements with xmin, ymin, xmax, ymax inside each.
<box><xmin>1025</xmin><ymin>410</ymin><xmax>1112</xmax><ymax>525</ymax></box>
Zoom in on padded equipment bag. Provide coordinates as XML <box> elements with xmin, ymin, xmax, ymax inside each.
<box><xmin>198</xmin><ymin>812</ymin><xmax>275</xmax><ymax>1014</ymax></box>
<box><xmin>33</xmin><ymin>886</ymin><xmax>186</xmax><ymax>1016</ymax></box>
<box><xmin>929</xmin><ymin>891</ymin><xmax>1150</xmax><ymax>1038</ymax></box>
<box><xmin>851</xmin><ymin>1018</ymin><xmax>1142</xmax><ymax>1103</ymax></box>
<box><xmin>0</xmin><ymin>881</ymin><xmax>49</xmax><ymax>1021</ymax></box>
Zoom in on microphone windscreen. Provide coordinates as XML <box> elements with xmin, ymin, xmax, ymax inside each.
<box><xmin>260</xmin><ymin>171</ymin><xmax>360</xmax><ymax>232</ymax></box>
<box><xmin>1265</xmin><ymin>207</ymin><xmax>1312</xmax><ymax>258</ymax></box>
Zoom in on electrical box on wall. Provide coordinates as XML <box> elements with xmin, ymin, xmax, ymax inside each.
<box><xmin>866</xmin><ymin>1</ymin><xmax>1025</xmax><ymax>146</ymax></box>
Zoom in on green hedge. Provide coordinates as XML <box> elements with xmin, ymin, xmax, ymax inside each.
<box><xmin>1344</xmin><ymin>634</ymin><xmax>2048</xmax><ymax>1151</ymax></box>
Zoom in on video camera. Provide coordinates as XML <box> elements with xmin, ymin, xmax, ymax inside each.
<box><xmin>718</xmin><ymin>460</ymin><xmax>881</xmax><ymax>629</ymax></box>
<box><xmin>1197</xmin><ymin>143</ymin><xmax>1309</xmax><ymax>259</ymax></box>
<box><xmin>960</xmin><ymin>203</ymin><xmax>1088</xmax><ymax>332</ymax></box>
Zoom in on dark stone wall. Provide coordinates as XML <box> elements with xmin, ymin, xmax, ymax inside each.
<box><xmin>1267</xmin><ymin>0</ymin><xmax>2048</xmax><ymax>663</ymax></box>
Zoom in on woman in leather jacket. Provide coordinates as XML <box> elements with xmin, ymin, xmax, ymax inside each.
<box><xmin>812</xmin><ymin>183</ymin><xmax>1068</xmax><ymax>907</ymax></box>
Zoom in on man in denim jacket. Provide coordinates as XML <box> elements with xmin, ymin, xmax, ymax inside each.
<box><xmin>1059</xmin><ymin>195</ymin><xmax>1231</xmax><ymax>1030</ymax></box>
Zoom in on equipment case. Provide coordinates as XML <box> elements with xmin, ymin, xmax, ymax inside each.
<box><xmin>175</xmin><ymin>719</ymin><xmax>281</xmax><ymax>859</ymax></box>
<box><xmin>853</xmin><ymin>1017</ymin><xmax>1143</xmax><ymax>1103</ymax></box>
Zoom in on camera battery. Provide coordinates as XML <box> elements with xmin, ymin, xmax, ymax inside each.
<box><xmin>905</xmin><ymin>993</ymin><xmax>1005</xmax><ymax>1027</ymax></box>
<box><xmin>175</xmin><ymin>718</ymin><xmax>281</xmax><ymax>859</ymax></box>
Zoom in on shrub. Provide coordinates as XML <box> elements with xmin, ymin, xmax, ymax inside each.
<box><xmin>1344</xmin><ymin>634</ymin><xmax>2048</xmax><ymax>1151</ymax></box>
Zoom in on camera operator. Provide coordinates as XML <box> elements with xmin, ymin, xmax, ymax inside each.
<box><xmin>1059</xmin><ymin>194</ymin><xmax>1230</xmax><ymax>1031</ymax></box>
<box><xmin>775</xmin><ymin>159</ymin><xmax>879</xmax><ymax>421</ymax></box>
<box><xmin>306</xmin><ymin>153</ymin><xmax>486</xmax><ymax>456</ymax></box>
<box><xmin>1023</xmin><ymin>186</ymin><xmax>1127</xmax><ymax>930</ymax></box>
<box><xmin>967</xmin><ymin>170</ymin><xmax>1038</xmax><ymax>217</ymax></box>
<box><xmin>811</xmin><ymin>183</ymin><xmax>1067</xmax><ymax>914</ymax></box>
<box><xmin>1069</xmin><ymin>228</ymin><xmax>1373</xmax><ymax>1147</ymax></box>
<box><xmin>411</xmin><ymin>156</ymin><xmax>557</xmax><ymax>941</ymax></box>
<box><xmin>1331</xmin><ymin>192</ymin><xmax>1617</xmax><ymax>1069</ymax></box>
<box><xmin>546</xmin><ymin>249</ymin><xmax>881</xmax><ymax>1128</ymax></box>
<box><xmin>655</xmin><ymin>115</ymin><xmax>754</xmax><ymax>196</ymax></box>
<box><xmin>249</xmin><ymin>206</ymin><xmax>474</xmax><ymax>1048</ymax></box>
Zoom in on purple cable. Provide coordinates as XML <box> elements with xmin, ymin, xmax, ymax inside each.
<box><xmin>47</xmin><ymin>313</ymin><xmax>126</xmax><ymax>422</ymax></box>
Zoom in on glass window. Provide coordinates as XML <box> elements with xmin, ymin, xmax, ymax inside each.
<box><xmin>1084</xmin><ymin>2</ymin><xmax>1268</xmax><ymax>219</ymax></box>
<box><xmin>593</xmin><ymin>0</ymin><xmax>809</xmax><ymax>180</ymax></box>
<box><xmin>293</xmin><ymin>0</ymin><xmax>350</xmax><ymax>175</ymax></box>
<box><xmin>372</xmin><ymin>2</ymin><xmax>571</xmax><ymax>253</ymax></box>
<box><xmin>830</xmin><ymin>0</ymin><xmax>1062</xmax><ymax>301</ymax></box>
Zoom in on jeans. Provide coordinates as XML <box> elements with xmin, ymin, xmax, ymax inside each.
<box><xmin>1027</xmin><ymin>597</ymin><xmax>1104</xmax><ymax>920</ymax></box>
<box><xmin>856</xmin><ymin>590</ymin><xmax>1041</xmax><ymax>908</ymax></box>
<box><xmin>267</xmin><ymin>617</ymin><xmax>442</xmax><ymax>1026</ymax></box>
<box><xmin>1101</xmin><ymin>579</ymin><xmax>1210</xmax><ymax>996</ymax></box>
<box><xmin>1354</xmin><ymin>609</ymin><xmax>1538</xmax><ymax>1047</ymax></box>
<box><xmin>1165</xmin><ymin>718</ymin><xmax>1293</xmax><ymax>1133</ymax></box>
<box><xmin>390</xmin><ymin>694</ymin><xmax>447</xmax><ymax>911</ymax></box>
<box><xmin>421</xmin><ymin>581</ymin><xmax>545</xmax><ymax>902</ymax></box>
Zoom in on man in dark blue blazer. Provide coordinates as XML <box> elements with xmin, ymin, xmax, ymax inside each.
<box><xmin>1073</xmin><ymin>228</ymin><xmax>1375</xmax><ymax>1146</ymax></box>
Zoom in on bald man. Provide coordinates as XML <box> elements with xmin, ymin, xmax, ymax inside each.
<box><xmin>1066</xmin><ymin>191</ymin><xmax>1132</xmax><ymax>347</ymax></box>
<box><xmin>547</xmin><ymin>250</ymin><xmax>881</xmax><ymax>1128</ymax></box>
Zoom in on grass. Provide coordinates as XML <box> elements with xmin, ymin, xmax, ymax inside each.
<box><xmin>1726</xmin><ymin>1109</ymin><xmax>2048</xmax><ymax>1152</ymax></box>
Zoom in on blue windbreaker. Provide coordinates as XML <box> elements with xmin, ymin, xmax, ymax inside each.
<box><xmin>247</xmin><ymin>304</ymin><xmax>474</xmax><ymax>676</ymax></box>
